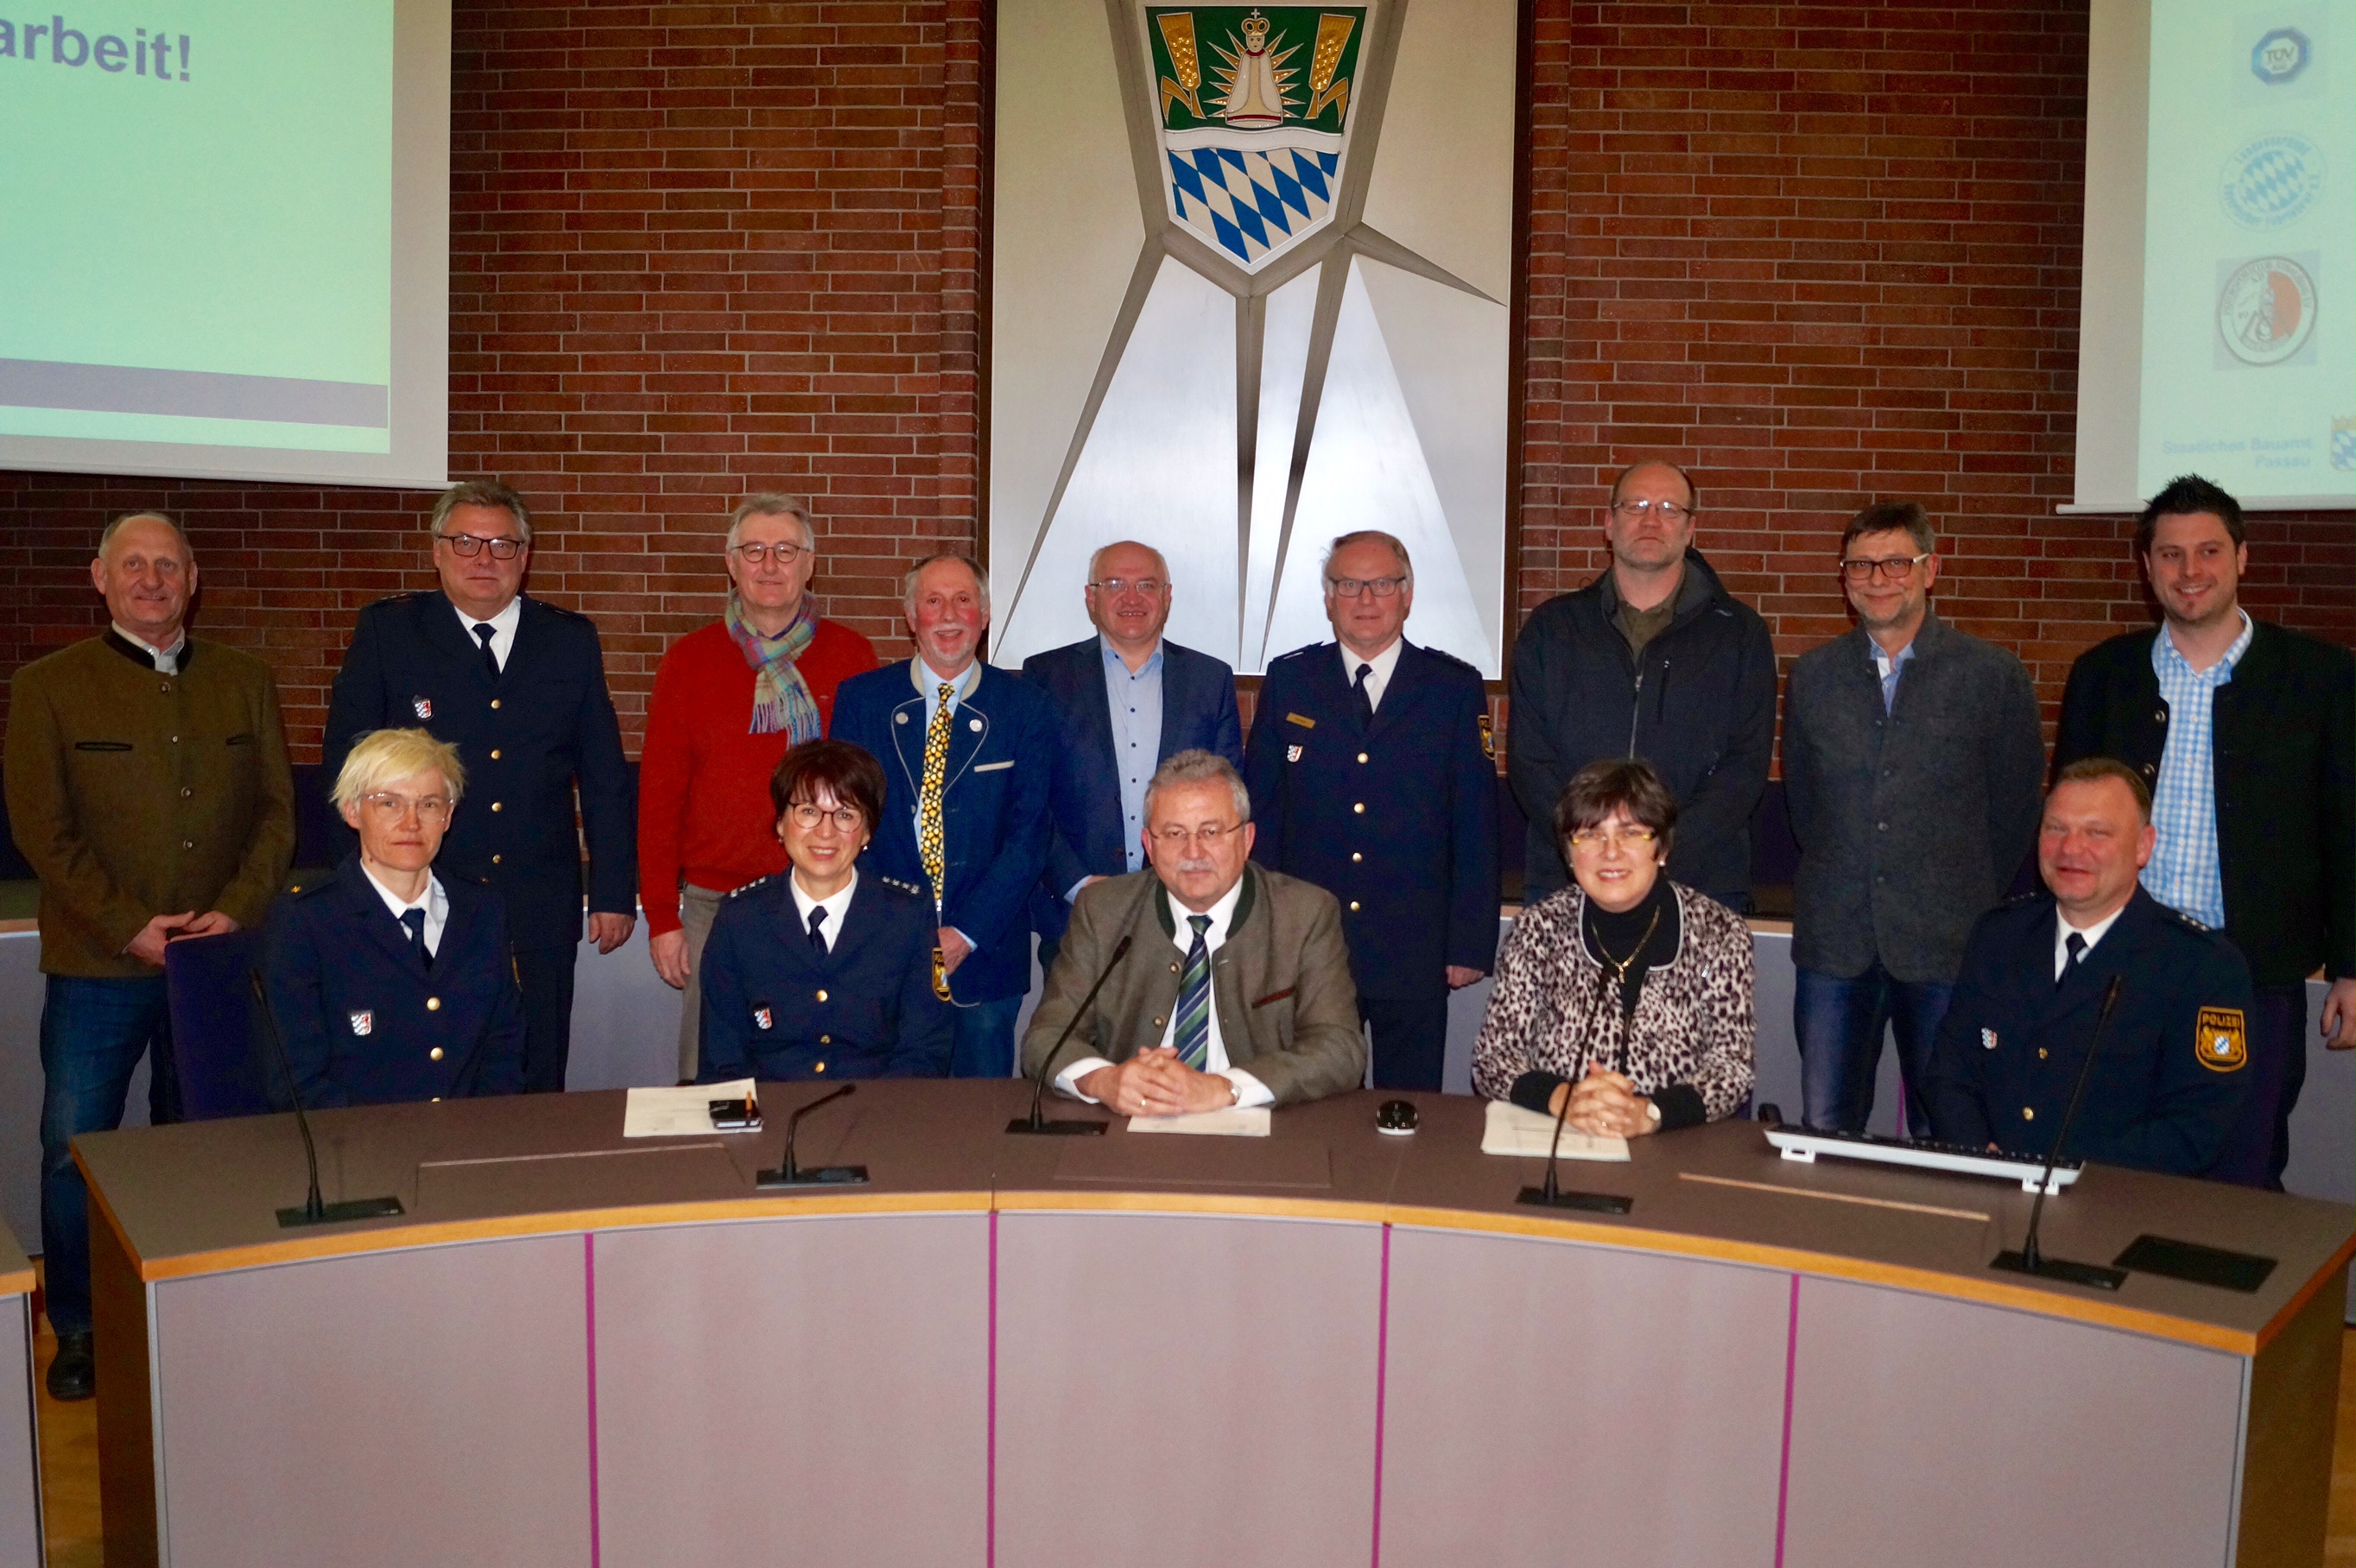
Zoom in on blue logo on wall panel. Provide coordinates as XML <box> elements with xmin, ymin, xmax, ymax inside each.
<box><xmin>2251</xmin><ymin>27</ymin><xmax>2311</xmax><ymax>85</ymax></box>
<box><xmin>2222</xmin><ymin>134</ymin><xmax>2324</xmax><ymax>229</ymax></box>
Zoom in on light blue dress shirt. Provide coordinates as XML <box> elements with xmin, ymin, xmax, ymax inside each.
<box><xmin>1868</xmin><ymin>635</ymin><xmax>1915</xmax><ymax>712</ymax></box>
<box><xmin>2142</xmin><ymin>610</ymin><xmax>2252</xmax><ymax>929</ymax></box>
<box><xmin>1100</xmin><ymin>635</ymin><xmax>1166</xmax><ymax>875</ymax></box>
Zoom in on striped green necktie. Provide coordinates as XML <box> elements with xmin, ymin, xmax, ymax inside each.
<box><xmin>1173</xmin><ymin>914</ymin><xmax>1213</xmax><ymax>1070</ymax></box>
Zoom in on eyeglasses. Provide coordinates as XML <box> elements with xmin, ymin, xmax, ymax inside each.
<box><xmin>786</xmin><ymin>803</ymin><xmax>863</xmax><ymax>831</ymax></box>
<box><xmin>438</xmin><ymin>533</ymin><xmax>527</xmax><ymax>560</ymax></box>
<box><xmin>1839</xmin><ymin>553</ymin><xmax>1930</xmax><ymax>584</ymax></box>
<box><xmin>1610</xmin><ymin>499</ymin><xmax>1693</xmax><ymax>524</ymax></box>
<box><xmin>1327</xmin><ymin>576</ymin><xmax>1406</xmax><ymax>599</ymax></box>
<box><xmin>1087</xmin><ymin>577</ymin><xmax>1166</xmax><ymax>597</ymax></box>
<box><xmin>1568</xmin><ymin>825</ymin><xmax>1658</xmax><ymax>851</ymax></box>
<box><xmin>1153</xmin><ymin>823</ymin><xmax>1244</xmax><ymax>847</ymax></box>
<box><xmin>361</xmin><ymin>793</ymin><xmax>453</xmax><ymax>823</ymax></box>
<box><xmin>732</xmin><ymin>541</ymin><xmax>809</xmax><ymax>566</ymax></box>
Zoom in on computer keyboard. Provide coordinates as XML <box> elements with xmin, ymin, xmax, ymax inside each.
<box><xmin>1764</xmin><ymin>1126</ymin><xmax>2083</xmax><ymax>1194</ymax></box>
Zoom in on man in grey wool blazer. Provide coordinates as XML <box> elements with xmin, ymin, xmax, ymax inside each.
<box><xmin>1021</xmin><ymin>749</ymin><xmax>1365</xmax><ymax>1113</ymax></box>
<box><xmin>1782</xmin><ymin>501</ymin><xmax>2045</xmax><ymax>1136</ymax></box>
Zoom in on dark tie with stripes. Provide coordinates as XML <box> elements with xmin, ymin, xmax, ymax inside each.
<box><xmin>1173</xmin><ymin>914</ymin><xmax>1213</xmax><ymax>1070</ymax></box>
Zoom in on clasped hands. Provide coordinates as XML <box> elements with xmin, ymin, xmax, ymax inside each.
<box><xmin>1546</xmin><ymin>1063</ymin><xmax>1658</xmax><ymax>1139</ymax></box>
<box><xmin>125</xmin><ymin>910</ymin><xmax>238</xmax><ymax>967</ymax></box>
<box><xmin>1076</xmin><ymin>1046</ymin><xmax>1238</xmax><ymax>1118</ymax></box>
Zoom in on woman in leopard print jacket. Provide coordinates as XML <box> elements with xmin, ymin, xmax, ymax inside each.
<box><xmin>1471</xmin><ymin>758</ymin><xmax>1755</xmax><ymax>1135</ymax></box>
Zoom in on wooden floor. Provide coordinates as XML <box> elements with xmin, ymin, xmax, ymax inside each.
<box><xmin>22</xmin><ymin>1273</ymin><xmax>2356</xmax><ymax>1564</ymax></box>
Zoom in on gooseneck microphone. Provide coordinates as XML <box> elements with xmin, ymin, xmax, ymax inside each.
<box><xmin>1007</xmin><ymin>933</ymin><xmax>1133</xmax><ymax>1135</ymax></box>
<box><xmin>1517</xmin><ymin>1071</ymin><xmax>1636</xmax><ymax>1215</ymax></box>
<box><xmin>757</xmin><ymin>1083</ymin><xmax>869</xmax><ymax>1189</ymax></box>
<box><xmin>249</xmin><ymin>970</ymin><xmax>405</xmax><ymax>1228</ymax></box>
<box><xmin>1992</xmin><ymin>974</ymin><xmax>2126</xmax><ymax>1291</ymax></box>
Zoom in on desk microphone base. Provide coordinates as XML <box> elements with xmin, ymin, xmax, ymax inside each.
<box><xmin>756</xmin><ymin>1164</ymin><xmax>870</xmax><ymax>1190</ymax></box>
<box><xmin>276</xmin><ymin>1196</ymin><xmax>405</xmax><ymax>1229</ymax></box>
<box><xmin>1004</xmin><ymin>1118</ymin><xmax>1109</xmax><ymax>1136</ymax></box>
<box><xmin>1990</xmin><ymin>1249</ymin><xmax>2125</xmax><ymax>1291</ymax></box>
<box><xmin>1517</xmin><ymin>1186</ymin><xmax>1633</xmax><ymax>1215</ymax></box>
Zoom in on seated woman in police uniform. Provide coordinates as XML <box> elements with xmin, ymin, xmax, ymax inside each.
<box><xmin>263</xmin><ymin>728</ymin><xmax>526</xmax><ymax>1105</ymax></box>
<box><xmin>695</xmin><ymin>738</ymin><xmax>952</xmax><ymax>1083</ymax></box>
<box><xmin>1471</xmin><ymin>757</ymin><xmax>1756</xmax><ymax>1135</ymax></box>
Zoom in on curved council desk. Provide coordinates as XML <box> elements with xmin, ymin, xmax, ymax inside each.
<box><xmin>0</xmin><ymin>1222</ymin><xmax>37</xmax><ymax>1568</ymax></box>
<box><xmin>74</xmin><ymin>1083</ymin><xmax>2352</xmax><ymax>1568</ymax></box>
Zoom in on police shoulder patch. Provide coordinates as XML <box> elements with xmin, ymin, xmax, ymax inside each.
<box><xmin>2195</xmin><ymin>1006</ymin><xmax>2247</xmax><ymax>1072</ymax></box>
<box><xmin>1477</xmin><ymin>712</ymin><xmax>1496</xmax><ymax>760</ymax></box>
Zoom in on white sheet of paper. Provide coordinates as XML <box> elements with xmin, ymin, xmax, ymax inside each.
<box><xmin>1127</xmin><ymin>1106</ymin><xmax>1273</xmax><ymax>1138</ymax></box>
<box><xmin>624</xmin><ymin>1078</ymin><xmax>757</xmax><ymax>1138</ymax></box>
<box><xmin>1480</xmin><ymin>1098</ymin><xmax>1631</xmax><ymax>1161</ymax></box>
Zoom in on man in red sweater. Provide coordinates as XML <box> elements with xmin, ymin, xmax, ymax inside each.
<box><xmin>638</xmin><ymin>495</ymin><xmax>878</xmax><ymax>1077</ymax></box>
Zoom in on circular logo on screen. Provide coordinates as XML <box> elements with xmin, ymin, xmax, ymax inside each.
<box><xmin>2216</xmin><ymin>256</ymin><xmax>2316</xmax><ymax>365</ymax></box>
<box><xmin>2220</xmin><ymin>135</ymin><xmax>2322</xmax><ymax>228</ymax></box>
<box><xmin>2251</xmin><ymin>27</ymin><xmax>2312</xmax><ymax>85</ymax></box>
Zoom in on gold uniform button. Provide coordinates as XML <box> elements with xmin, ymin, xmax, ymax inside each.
<box><xmin>1357</xmin><ymin>752</ymin><xmax>1369</xmax><ymax>763</ymax></box>
<box><xmin>814</xmin><ymin>1062</ymin><xmax>826</xmax><ymax>1073</ymax></box>
<box><xmin>2037</xmin><ymin>1048</ymin><xmax>2048</xmax><ymax>1059</ymax></box>
<box><xmin>815</xmin><ymin>989</ymin><xmax>828</xmax><ymax>1002</ymax></box>
<box><xmin>429</xmin><ymin>1047</ymin><xmax>444</xmax><ymax>1062</ymax></box>
<box><xmin>490</xmin><ymin>749</ymin><xmax>502</xmax><ymax>760</ymax></box>
<box><xmin>431</xmin><ymin>1097</ymin><xmax>441</xmax><ymax>1103</ymax></box>
<box><xmin>1348</xmin><ymin>901</ymin><xmax>1361</xmax><ymax>912</ymax></box>
<box><xmin>427</xmin><ymin>997</ymin><xmax>441</xmax><ymax>1012</ymax></box>
<box><xmin>491</xmin><ymin>854</ymin><xmax>502</xmax><ymax>864</ymax></box>
<box><xmin>820</xmin><ymin>1034</ymin><xmax>831</xmax><ymax>1045</ymax></box>
<box><xmin>2023</xmin><ymin>1107</ymin><xmax>2035</xmax><ymax>1120</ymax></box>
<box><xmin>491</xmin><ymin>801</ymin><xmax>503</xmax><ymax>812</ymax></box>
<box><xmin>1352</xmin><ymin>851</ymin><xmax>1363</xmax><ymax>863</ymax></box>
<box><xmin>1352</xmin><ymin>802</ymin><xmax>1365</xmax><ymax>814</ymax></box>
<box><xmin>491</xmin><ymin>699</ymin><xmax>502</xmax><ymax>710</ymax></box>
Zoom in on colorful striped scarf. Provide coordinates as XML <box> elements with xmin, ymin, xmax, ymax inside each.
<box><xmin>725</xmin><ymin>593</ymin><xmax>822</xmax><ymax>740</ymax></box>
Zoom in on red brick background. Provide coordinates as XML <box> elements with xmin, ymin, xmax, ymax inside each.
<box><xmin>1</xmin><ymin>1</ymin><xmax>2347</xmax><ymax>765</ymax></box>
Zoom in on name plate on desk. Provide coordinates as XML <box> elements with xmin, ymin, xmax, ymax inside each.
<box><xmin>416</xmin><ymin>1143</ymin><xmax>747</xmax><ymax>1218</ymax></box>
<box><xmin>1052</xmin><ymin>1135</ymin><xmax>1333</xmax><ymax>1191</ymax></box>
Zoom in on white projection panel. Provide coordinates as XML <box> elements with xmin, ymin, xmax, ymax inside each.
<box><xmin>0</xmin><ymin>0</ymin><xmax>451</xmax><ymax>488</ymax></box>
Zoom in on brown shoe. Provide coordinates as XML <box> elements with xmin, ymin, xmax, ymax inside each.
<box><xmin>46</xmin><ymin>1330</ymin><xmax>93</xmax><ymax>1401</ymax></box>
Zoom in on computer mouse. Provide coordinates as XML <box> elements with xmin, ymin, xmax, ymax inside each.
<box><xmin>1376</xmin><ymin>1099</ymin><xmax>1419</xmax><ymax>1135</ymax></box>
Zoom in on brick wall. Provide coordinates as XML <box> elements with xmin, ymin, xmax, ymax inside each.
<box><xmin>1</xmin><ymin>0</ymin><xmax>2347</xmax><ymax>765</ymax></box>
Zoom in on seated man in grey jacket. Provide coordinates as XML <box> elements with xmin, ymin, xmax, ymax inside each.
<box><xmin>1021</xmin><ymin>749</ymin><xmax>1366</xmax><ymax>1113</ymax></box>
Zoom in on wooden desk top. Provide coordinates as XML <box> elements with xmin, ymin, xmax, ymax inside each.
<box><xmin>74</xmin><ymin>1083</ymin><xmax>2351</xmax><ymax>1357</ymax></box>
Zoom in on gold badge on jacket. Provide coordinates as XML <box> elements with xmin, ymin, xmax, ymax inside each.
<box><xmin>1478</xmin><ymin>712</ymin><xmax>1496</xmax><ymax>760</ymax></box>
<box><xmin>933</xmin><ymin>945</ymin><xmax>953</xmax><ymax>1002</ymax></box>
<box><xmin>2195</xmin><ymin>1007</ymin><xmax>2247</xmax><ymax>1072</ymax></box>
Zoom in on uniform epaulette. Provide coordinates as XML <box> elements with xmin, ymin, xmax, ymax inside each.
<box><xmin>1267</xmin><ymin>643</ymin><xmax>1327</xmax><ymax>665</ymax></box>
<box><xmin>726</xmin><ymin>875</ymin><xmax>770</xmax><ymax>900</ymax></box>
<box><xmin>1997</xmin><ymin>890</ymin><xmax>2046</xmax><ymax>909</ymax></box>
<box><xmin>2156</xmin><ymin>905</ymin><xmax>2214</xmax><ymax>933</ymax></box>
<box><xmin>877</xmin><ymin>875</ymin><xmax>926</xmax><ymax>898</ymax></box>
<box><xmin>290</xmin><ymin>878</ymin><xmax>337</xmax><ymax>899</ymax></box>
<box><xmin>1422</xmin><ymin>645</ymin><xmax>1480</xmax><ymax>675</ymax></box>
<box><xmin>536</xmin><ymin>600</ymin><xmax>592</xmax><ymax>623</ymax></box>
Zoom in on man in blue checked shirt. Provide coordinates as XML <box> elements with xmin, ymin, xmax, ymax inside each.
<box><xmin>2054</xmin><ymin>474</ymin><xmax>2354</xmax><ymax>1187</ymax></box>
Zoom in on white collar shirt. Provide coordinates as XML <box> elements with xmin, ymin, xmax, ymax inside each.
<box><xmin>360</xmin><ymin>864</ymin><xmax>448</xmax><ymax>958</ymax></box>
<box><xmin>1338</xmin><ymin>636</ymin><xmax>1405</xmax><ymax>712</ymax></box>
<box><xmin>2054</xmin><ymin>903</ymin><xmax>2129</xmax><ymax>981</ymax></box>
<box><xmin>111</xmin><ymin>623</ymin><xmax>187</xmax><ymax>674</ymax></box>
<box><xmin>453</xmin><ymin>595</ymin><xmax>522</xmax><ymax>672</ymax></box>
<box><xmin>789</xmin><ymin>868</ymin><xmax>858</xmax><ymax>952</ymax></box>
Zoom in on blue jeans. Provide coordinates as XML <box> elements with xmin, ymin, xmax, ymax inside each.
<box><xmin>950</xmin><ymin>996</ymin><xmax>1024</xmax><ymax>1078</ymax></box>
<box><xmin>41</xmin><ymin>974</ymin><xmax>180</xmax><ymax>1335</ymax></box>
<box><xmin>1793</xmin><ymin>964</ymin><xmax>1953</xmax><ymax>1138</ymax></box>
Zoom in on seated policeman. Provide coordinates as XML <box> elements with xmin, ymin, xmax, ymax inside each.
<box><xmin>697</xmin><ymin>739</ymin><xmax>952</xmax><ymax>1083</ymax></box>
<box><xmin>1925</xmin><ymin>757</ymin><xmax>2255</xmax><ymax>1178</ymax></box>
<box><xmin>1470</xmin><ymin>758</ymin><xmax>1757</xmax><ymax>1136</ymax></box>
<box><xmin>263</xmin><ymin>729</ymin><xmax>525</xmax><ymax>1106</ymax></box>
<box><xmin>1021</xmin><ymin>749</ymin><xmax>1365</xmax><ymax>1113</ymax></box>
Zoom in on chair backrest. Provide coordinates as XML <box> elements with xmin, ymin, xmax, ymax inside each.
<box><xmin>162</xmin><ymin>929</ymin><xmax>271</xmax><ymax>1121</ymax></box>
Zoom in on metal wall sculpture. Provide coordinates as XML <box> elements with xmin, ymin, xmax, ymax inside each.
<box><xmin>991</xmin><ymin>0</ymin><xmax>1517</xmax><ymax>674</ymax></box>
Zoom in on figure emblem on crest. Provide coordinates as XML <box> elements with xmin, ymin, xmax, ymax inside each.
<box><xmin>413</xmin><ymin>697</ymin><xmax>433</xmax><ymax>720</ymax></box>
<box><xmin>349</xmin><ymin>1010</ymin><xmax>373</xmax><ymax>1037</ymax></box>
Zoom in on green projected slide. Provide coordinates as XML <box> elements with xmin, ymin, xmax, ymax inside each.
<box><xmin>0</xmin><ymin>0</ymin><xmax>395</xmax><ymax>452</ymax></box>
<box><xmin>2138</xmin><ymin>1</ymin><xmax>2353</xmax><ymax>500</ymax></box>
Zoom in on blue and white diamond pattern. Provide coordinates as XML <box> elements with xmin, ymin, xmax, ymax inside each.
<box><xmin>1167</xmin><ymin>146</ymin><xmax>1342</xmax><ymax>268</ymax></box>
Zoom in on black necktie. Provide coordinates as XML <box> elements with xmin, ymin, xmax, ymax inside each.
<box><xmin>473</xmin><ymin>622</ymin><xmax>500</xmax><ymax>680</ymax></box>
<box><xmin>1352</xmin><ymin>661</ymin><xmax>1374</xmax><ymax>723</ymax></box>
<box><xmin>2057</xmin><ymin>930</ymin><xmax>2085</xmax><ymax>990</ymax></box>
<box><xmin>400</xmin><ymin>907</ymin><xmax>431</xmax><ymax>971</ymax></box>
<box><xmin>808</xmin><ymin>906</ymin><xmax>829</xmax><ymax>952</ymax></box>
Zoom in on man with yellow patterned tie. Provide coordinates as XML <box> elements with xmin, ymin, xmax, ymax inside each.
<box><xmin>829</xmin><ymin>554</ymin><xmax>1061</xmax><ymax>1076</ymax></box>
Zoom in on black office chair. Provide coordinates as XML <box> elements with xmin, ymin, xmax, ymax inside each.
<box><xmin>162</xmin><ymin>928</ymin><xmax>271</xmax><ymax>1120</ymax></box>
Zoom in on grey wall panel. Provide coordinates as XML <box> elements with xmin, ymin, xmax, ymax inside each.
<box><xmin>1782</xmin><ymin>1274</ymin><xmax>2245</xmax><ymax>1568</ymax></box>
<box><xmin>1377</xmin><ymin>1228</ymin><xmax>1788</xmax><ymax>1568</ymax></box>
<box><xmin>994</xmin><ymin>1211</ymin><xmax>1382</xmax><ymax>1568</ymax></box>
<box><xmin>0</xmin><ymin>1296</ymin><xmax>37</xmax><ymax>1568</ymax></box>
<box><xmin>152</xmin><ymin>1235</ymin><xmax>588</xmax><ymax>1568</ymax></box>
<box><xmin>588</xmin><ymin>1213</ymin><xmax>990</xmax><ymax>1568</ymax></box>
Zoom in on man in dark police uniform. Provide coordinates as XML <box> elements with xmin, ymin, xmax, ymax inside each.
<box><xmin>1926</xmin><ymin>757</ymin><xmax>2254</xmax><ymax>1178</ymax></box>
<box><xmin>1243</xmin><ymin>528</ymin><xmax>1497</xmax><ymax>1091</ymax></box>
<box><xmin>322</xmin><ymin>480</ymin><xmax>636</xmax><ymax>1093</ymax></box>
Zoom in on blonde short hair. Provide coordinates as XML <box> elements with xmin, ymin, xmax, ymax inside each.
<box><xmin>332</xmin><ymin>729</ymin><xmax>467</xmax><ymax>812</ymax></box>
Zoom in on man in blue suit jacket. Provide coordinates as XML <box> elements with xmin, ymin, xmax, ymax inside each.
<box><xmin>829</xmin><ymin>553</ymin><xmax>1058</xmax><ymax>1077</ymax></box>
<box><xmin>1020</xmin><ymin>540</ymin><xmax>1243</xmax><ymax>972</ymax></box>
<box><xmin>322</xmin><ymin>481</ymin><xmax>636</xmax><ymax>1094</ymax></box>
<box><xmin>1244</xmin><ymin>530</ymin><xmax>1498</xmax><ymax>1091</ymax></box>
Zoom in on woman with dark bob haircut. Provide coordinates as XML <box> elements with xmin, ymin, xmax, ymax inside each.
<box><xmin>1470</xmin><ymin>756</ymin><xmax>1755</xmax><ymax>1135</ymax></box>
<box><xmin>695</xmin><ymin>738</ymin><xmax>952</xmax><ymax>1082</ymax></box>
